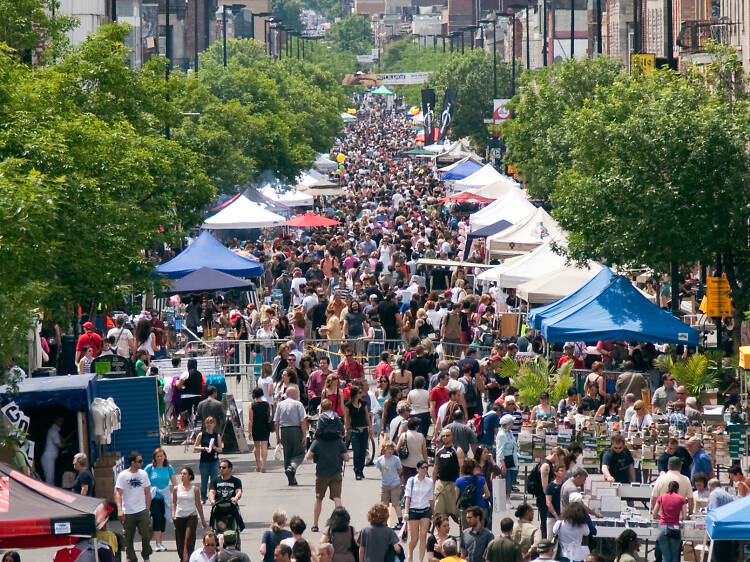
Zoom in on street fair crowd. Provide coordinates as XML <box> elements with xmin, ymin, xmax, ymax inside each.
<box><xmin>11</xmin><ymin>92</ymin><xmax>749</xmax><ymax>562</ymax></box>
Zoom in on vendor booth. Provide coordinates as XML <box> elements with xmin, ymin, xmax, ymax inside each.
<box><xmin>201</xmin><ymin>194</ymin><xmax>286</xmax><ymax>230</ymax></box>
<box><xmin>0</xmin><ymin>462</ymin><xmax>108</xmax><ymax>549</ymax></box>
<box><xmin>155</xmin><ymin>231</ymin><xmax>264</xmax><ymax>279</ymax></box>
<box><xmin>452</xmin><ymin>163</ymin><xmax>507</xmax><ymax>190</ymax></box>
<box><xmin>477</xmin><ymin>239</ymin><xmax>571</xmax><ymax>288</ymax></box>
<box><xmin>705</xmin><ymin>494</ymin><xmax>750</xmax><ymax>560</ymax></box>
<box><xmin>539</xmin><ymin>273</ymin><xmax>700</xmax><ymax>346</ymax></box>
<box><xmin>469</xmin><ymin>189</ymin><xmax>536</xmax><ymax>232</ymax></box>
<box><xmin>166</xmin><ymin>266</ymin><xmax>254</xmax><ymax>294</ymax></box>
<box><xmin>440</xmin><ymin>159</ymin><xmax>483</xmax><ymax>181</ymax></box>
<box><xmin>516</xmin><ymin>264</ymin><xmax>604</xmax><ymax>304</ymax></box>
<box><xmin>486</xmin><ymin>206</ymin><xmax>565</xmax><ymax>256</ymax></box>
<box><xmin>260</xmin><ymin>184</ymin><xmax>314</xmax><ymax>208</ymax></box>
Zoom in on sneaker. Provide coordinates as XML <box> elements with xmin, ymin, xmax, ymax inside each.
<box><xmin>157</xmin><ymin>544</ymin><xmax>167</xmax><ymax>552</ymax></box>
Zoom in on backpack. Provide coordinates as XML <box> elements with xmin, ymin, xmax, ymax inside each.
<box><xmin>315</xmin><ymin>412</ymin><xmax>344</xmax><ymax>441</ymax></box>
<box><xmin>457</xmin><ymin>476</ymin><xmax>477</xmax><ymax>510</ymax></box>
<box><xmin>526</xmin><ymin>461</ymin><xmax>543</xmax><ymax>496</ymax></box>
<box><xmin>478</xmin><ymin>326</ymin><xmax>494</xmax><ymax>347</ymax></box>
<box><xmin>472</xmin><ymin>414</ymin><xmax>484</xmax><ymax>439</ymax></box>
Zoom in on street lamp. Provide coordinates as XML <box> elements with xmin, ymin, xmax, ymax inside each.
<box><xmin>479</xmin><ymin>15</ymin><xmax>498</xmax><ymax>98</ymax></box>
<box><xmin>221</xmin><ymin>3</ymin><xmax>247</xmax><ymax>66</ymax></box>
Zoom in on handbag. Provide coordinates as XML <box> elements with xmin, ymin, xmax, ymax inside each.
<box><xmin>349</xmin><ymin>527</ymin><xmax>360</xmax><ymax>562</ymax></box>
<box><xmin>397</xmin><ymin>436</ymin><xmax>410</xmax><ymax>460</ymax></box>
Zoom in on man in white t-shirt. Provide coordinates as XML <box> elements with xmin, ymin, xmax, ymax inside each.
<box><xmin>116</xmin><ymin>451</ymin><xmax>153</xmax><ymax>562</ymax></box>
<box><xmin>107</xmin><ymin>316</ymin><xmax>135</xmax><ymax>358</ymax></box>
<box><xmin>290</xmin><ymin>269</ymin><xmax>307</xmax><ymax>307</ymax></box>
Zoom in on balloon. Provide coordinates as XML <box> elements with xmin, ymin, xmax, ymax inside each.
<box><xmin>336</xmin><ymin>153</ymin><xmax>346</xmax><ymax>163</ymax></box>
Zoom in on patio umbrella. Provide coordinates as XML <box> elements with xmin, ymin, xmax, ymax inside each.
<box><xmin>443</xmin><ymin>191</ymin><xmax>495</xmax><ymax>205</ymax></box>
<box><xmin>286</xmin><ymin>212</ymin><xmax>341</xmax><ymax>227</ymax></box>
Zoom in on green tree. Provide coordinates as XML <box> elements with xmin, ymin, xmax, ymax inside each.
<box><xmin>548</xmin><ymin>56</ymin><xmax>750</xmax><ymax>350</ymax></box>
<box><xmin>426</xmin><ymin>49</ymin><xmax>513</xmax><ymax>144</ymax></box>
<box><xmin>272</xmin><ymin>0</ymin><xmax>304</xmax><ymax>31</ymax></box>
<box><xmin>380</xmin><ymin>37</ymin><xmax>448</xmax><ymax>106</ymax></box>
<box><xmin>501</xmin><ymin>57</ymin><xmax>623</xmax><ymax>201</ymax></box>
<box><xmin>326</xmin><ymin>16</ymin><xmax>373</xmax><ymax>55</ymax></box>
<box><xmin>0</xmin><ymin>0</ymin><xmax>77</xmax><ymax>61</ymax></box>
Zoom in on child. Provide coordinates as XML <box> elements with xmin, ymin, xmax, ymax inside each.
<box><xmin>134</xmin><ymin>350</ymin><xmax>150</xmax><ymax>376</ymax></box>
<box><xmin>375</xmin><ymin>441</ymin><xmax>404</xmax><ymax>529</ymax></box>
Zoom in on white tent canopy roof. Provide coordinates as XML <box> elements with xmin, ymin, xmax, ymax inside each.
<box><xmin>517</xmin><ymin>263</ymin><xmax>604</xmax><ymax>304</ymax></box>
<box><xmin>295</xmin><ymin>169</ymin><xmax>326</xmax><ymax>187</ymax></box>
<box><xmin>487</xmin><ymin>206</ymin><xmax>565</xmax><ymax>254</ymax></box>
<box><xmin>260</xmin><ymin>185</ymin><xmax>314</xmax><ymax>207</ymax></box>
<box><xmin>452</xmin><ymin>163</ymin><xmax>506</xmax><ymax>190</ymax></box>
<box><xmin>438</xmin><ymin>155</ymin><xmax>484</xmax><ymax>172</ymax></box>
<box><xmin>466</xmin><ymin>178</ymin><xmax>525</xmax><ymax>200</ymax></box>
<box><xmin>314</xmin><ymin>153</ymin><xmax>337</xmax><ymax>172</ymax></box>
<box><xmin>202</xmin><ymin>194</ymin><xmax>286</xmax><ymax>229</ymax></box>
<box><xmin>469</xmin><ymin>188</ymin><xmax>537</xmax><ymax>232</ymax></box>
<box><xmin>477</xmin><ymin>238</ymin><xmax>570</xmax><ymax>288</ymax></box>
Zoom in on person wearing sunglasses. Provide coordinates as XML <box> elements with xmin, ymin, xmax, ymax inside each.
<box><xmin>115</xmin><ymin>451</ymin><xmax>153</xmax><ymax>562</ymax></box>
<box><xmin>189</xmin><ymin>531</ymin><xmax>218</xmax><ymax>562</ymax></box>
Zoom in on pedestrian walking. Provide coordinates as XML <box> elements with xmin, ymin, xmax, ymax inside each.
<box><xmin>274</xmin><ymin>386</ymin><xmax>309</xmax><ymax>486</ymax></box>
<box><xmin>194</xmin><ymin>416</ymin><xmax>223</xmax><ymax>503</ymax></box>
<box><xmin>172</xmin><ymin>466</ymin><xmax>207</xmax><ymax>562</ymax></box>
<box><xmin>115</xmin><ymin>451</ymin><xmax>153</xmax><ymax>562</ymax></box>
<box><xmin>144</xmin><ymin>447</ymin><xmax>177</xmax><ymax>552</ymax></box>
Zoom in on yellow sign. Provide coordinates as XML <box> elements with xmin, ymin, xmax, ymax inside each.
<box><xmin>705</xmin><ymin>276</ymin><xmax>732</xmax><ymax>317</ymax></box>
<box><xmin>631</xmin><ymin>53</ymin><xmax>656</xmax><ymax>75</ymax></box>
<box><xmin>740</xmin><ymin>346</ymin><xmax>750</xmax><ymax>370</ymax></box>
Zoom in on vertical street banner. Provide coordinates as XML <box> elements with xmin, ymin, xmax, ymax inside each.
<box><xmin>421</xmin><ymin>89</ymin><xmax>436</xmax><ymax>144</ymax></box>
<box><xmin>438</xmin><ymin>88</ymin><xmax>458</xmax><ymax>141</ymax></box>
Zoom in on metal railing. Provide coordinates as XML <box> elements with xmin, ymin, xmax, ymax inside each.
<box><xmin>677</xmin><ymin>19</ymin><xmax>739</xmax><ymax>53</ymax></box>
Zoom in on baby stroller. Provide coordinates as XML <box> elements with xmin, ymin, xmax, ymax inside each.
<box><xmin>210</xmin><ymin>499</ymin><xmax>245</xmax><ymax>549</ymax></box>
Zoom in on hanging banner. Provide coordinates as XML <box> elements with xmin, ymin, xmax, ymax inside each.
<box><xmin>493</xmin><ymin>99</ymin><xmax>511</xmax><ymax>124</ymax></box>
<box><xmin>1</xmin><ymin>401</ymin><xmax>35</xmax><ymax>468</ymax></box>
<box><xmin>376</xmin><ymin>72</ymin><xmax>432</xmax><ymax>85</ymax></box>
<box><xmin>421</xmin><ymin>89</ymin><xmax>436</xmax><ymax>145</ymax></box>
<box><xmin>438</xmin><ymin>88</ymin><xmax>458</xmax><ymax>141</ymax></box>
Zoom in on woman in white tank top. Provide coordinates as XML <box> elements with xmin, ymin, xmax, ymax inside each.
<box><xmin>172</xmin><ymin>466</ymin><xmax>207</xmax><ymax>562</ymax></box>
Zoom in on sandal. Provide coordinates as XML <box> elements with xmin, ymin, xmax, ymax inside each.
<box><xmin>311</xmin><ymin>526</ymin><xmax>320</xmax><ymax>533</ymax></box>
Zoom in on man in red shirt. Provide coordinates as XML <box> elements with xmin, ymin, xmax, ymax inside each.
<box><xmin>557</xmin><ymin>344</ymin><xmax>584</xmax><ymax>370</ymax></box>
<box><xmin>336</xmin><ymin>346</ymin><xmax>364</xmax><ymax>383</ymax></box>
<box><xmin>429</xmin><ymin>372</ymin><xmax>451</xmax><ymax>423</ymax></box>
<box><xmin>75</xmin><ymin>322</ymin><xmax>102</xmax><ymax>363</ymax></box>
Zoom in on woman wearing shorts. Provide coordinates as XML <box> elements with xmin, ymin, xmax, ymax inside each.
<box><xmin>404</xmin><ymin>460</ymin><xmax>434</xmax><ymax>562</ymax></box>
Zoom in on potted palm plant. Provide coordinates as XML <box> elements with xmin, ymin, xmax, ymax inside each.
<box><xmin>513</xmin><ymin>356</ymin><xmax>574</xmax><ymax>408</ymax></box>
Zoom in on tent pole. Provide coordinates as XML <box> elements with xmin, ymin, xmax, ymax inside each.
<box><xmin>706</xmin><ymin>538</ymin><xmax>714</xmax><ymax>562</ymax></box>
<box><xmin>700</xmin><ymin>534</ymin><xmax>708</xmax><ymax>562</ymax></box>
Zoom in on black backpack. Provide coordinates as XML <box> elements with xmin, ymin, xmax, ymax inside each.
<box><xmin>526</xmin><ymin>461</ymin><xmax>543</xmax><ymax>496</ymax></box>
<box><xmin>457</xmin><ymin>475</ymin><xmax>477</xmax><ymax>510</ymax></box>
<box><xmin>315</xmin><ymin>412</ymin><xmax>344</xmax><ymax>440</ymax></box>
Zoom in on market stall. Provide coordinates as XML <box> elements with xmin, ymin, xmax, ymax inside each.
<box><xmin>486</xmin><ymin>206</ymin><xmax>565</xmax><ymax>256</ymax></box>
<box><xmin>469</xmin><ymin>188</ymin><xmax>536</xmax><ymax>232</ymax></box>
<box><xmin>201</xmin><ymin>194</ymin><xmax>286</xmax><ymax>230</ymax></box>
<box><xmin>452</xmin><ymin>163</ymin><xmax>508</xmax><ymax>191</ymax></box>
<box><xmin>0</xmin><ymin>462</ymin><xmax>108</xmax><ymax>549</ymax></box>
<box><xmin>440</xmin><ymin>158</ymin><xmax>483</xmax><ymax>181</ymax></box>
<box><xmin>516</xmin><ymin>265</ymin><xmax>604</xmax><ymax>304</ymax></box>
<box><xmin>155</xmin><ymin>231</ymin><xmax>265</xmax><ymax>279</ymax></box>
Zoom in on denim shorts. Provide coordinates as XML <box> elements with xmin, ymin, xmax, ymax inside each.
<box><xmin>408</xmin><ymin>507</ymin><xmax>432</xmax><ymax>520</ymax></box>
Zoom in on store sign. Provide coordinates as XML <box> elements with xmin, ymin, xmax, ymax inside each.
<box><xmin>356</xmin><ymin>54</ymin><xmax>374</xmax><ymax>63</ymax></box>
<box><xmin>1</xmin><ymin>401</ymin><xmax>34</xmax><ymax>467</ymax></box>
<box><xmin>631</xmin><ymin>53</ymin><xmax>656</xmax><ymax>75</ymax></box>
<box><xmin>705</xmin><ymin>277</ymin><xmax>732</xmax><ymax>317</ymax></box>
<box><xmin>376</xmin><ymin>72</ymin><xmax>432</xmax><ymax>85</ymax></box>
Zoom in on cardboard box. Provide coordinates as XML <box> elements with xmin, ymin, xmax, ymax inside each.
<box><xmin>95</xmin><ymin>475</ymin><xmax>115</xmax><ymax>503</ymax></box>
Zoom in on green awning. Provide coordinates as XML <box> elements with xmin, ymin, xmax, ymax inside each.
<box><xmin>371</xmin><ymin>85</ymin><xmax>394</xmax><ymax>95</ymax></box>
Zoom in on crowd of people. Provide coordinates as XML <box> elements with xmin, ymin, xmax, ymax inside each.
<box><xmin>15</xmin><ymin>92</ymin><xmax>748</xmax><ymax>562</ymax></box>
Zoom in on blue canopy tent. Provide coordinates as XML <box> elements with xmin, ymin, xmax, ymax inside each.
<box><xmin>539</xmin><ymin>274</ymin><xmax>699</xmax><ymax>346</ymax></box>
<box><xmin>528</xmin><ymin>267</ymin><xmax>614</xmax><ymax>330</ymax></box>
<box><xmin>706</xmin><ymin>495</ymin><xmax>750</xmax><ymax>540</ymax></box>
<box><xmin>166</xmin><ymin>267</ymin><xmax>254</xmax><ymax>294</ymax></box>
<box><xmin>462</xmin><ymin>219</ymin><xmax>513</xmax><ymax>261</ymax></box>
<box><xmin>442</xmin><ymin>160</ymin><xmax>484</xmax><ymax>181</ymax></box>
<box><xmin>155</xmin><ymin>231</ymin><xmax>264</xmax><ymax>279</ymax></box>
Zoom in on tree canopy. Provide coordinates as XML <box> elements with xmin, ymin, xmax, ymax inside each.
<box><xmin>325</xmin><ymin>16</ymin><xmax>373</xmax><ymax>55</ymax></box>
<box><xmin>0</xmin><ymin>0</ymin><xmax>76</xmax><ymax>61</ymax></box>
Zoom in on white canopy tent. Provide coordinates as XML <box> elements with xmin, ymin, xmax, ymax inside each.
<box><xmin>202</xmin><ymin>194</ymin><xmax>286</xmax><ymax>229</ymax></box>
<box><xmin>260</xmin><ymin>185</ymin><xmax>314</xmax><ymax>207</ymax></box>
<box><xmin>477</xmin><ymin>238</ymin><xmax>570</xmax><ymax>288</ymax></box>
<box><xmin>516</xmin><ymin>263</ymin><xmax>604</xmax><ymax>304</ymax></box>
<box><xmin>470</xmin><ymin>188</ymin><xmax>537</xmax><ymax>232</ymax></box>
<box><xmin>487</xmin><ymin>207</ymin><xmax>565</xmax><ymax>255</ymax></box>
<box><xmin>452</xmin><ymin>164</ymin><xmax>506</xmax><ymax>190</ymax></box>
<box><xmin>424</xmin><ymin>141</ymin><xmax>453</xmax><ymax>153</ymax></box>
<box><xmin>438</xmin><ymin>155</ymin><xmax>484</xmax><ymax>173</ymax></box>
<box><xmin>295</xmin><ymin>169</ymin><xmax>326</xmax><ymax>187</ymax></box>
<box><xmin>467</xmin><ymin>178</ymin><xmax>524</xmax><ymax>200</ymax></box>
<box><xmin>314</xmin><ymin>153</ymin><xmax>337</xmax><ymax>172</ymax></box>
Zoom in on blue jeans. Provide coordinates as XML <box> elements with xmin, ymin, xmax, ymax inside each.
<box><xmin>657</xmin><ymin>526</ymin><xmax>681</xmax><ymax>562</ymax></box>
<box><xmin>350</xmin><ymin>428</ymin><xmax>368</xmax><ymax>476</ymax></box>
<box><xmin>505</xmin><ymin>469</ymin><xmax>518</xmax><ymax>498</ymax></box>
<box><xmin>199</xmin><ymin>460</ymin><xmax>219</xmax><ymax>501</ymax></box>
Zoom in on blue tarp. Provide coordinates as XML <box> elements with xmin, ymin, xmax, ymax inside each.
<box><xmin>155</xmin><ymin>231</ymin><xmax>264</xmax><ymax>279</ymax></box>
<box><xmin>462</xmin><ymin>220</ymin><xmax>513</xmax><ymax>261</ymax></box>
<box><xmin>166</xmin><ymin>267</ymin><xmax>253</xmax><ymax>294</ymax></box>
<box><xmin>442</xmin><ymin>160</ymin><xmax>484</xmax><ymax>181</ymax></box>
<box><xmin>707</xmin><ymin>494</ymin><xmax>750</xmax><ymax>540</ymax></box>
<box><xmin>529</xmin><ymin>267</ymin><xmax>614</xmax><ymax>330</ymax></box>
<box><xmin>539</xmin><ymin>273</ymin><xmax>699</xmax><ymax>346</ymax></box>
<box><xmin>0</xmin><ymin>374</ymin><xmax>96</xmax><ymax>411</ymax></box>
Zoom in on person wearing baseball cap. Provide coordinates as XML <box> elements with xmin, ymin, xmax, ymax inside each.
<box><xmin>530</xmin><ymin>540</ymin><xmax>556</xmax><ymax>561</ymax></box>
<box><xmin>75</xmin><ymin>321</ymin><xmax>102</xmax><ymax>363</ymax></box>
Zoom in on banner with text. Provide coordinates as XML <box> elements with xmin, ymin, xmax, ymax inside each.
<box><xmin>377</xmin><ymin>72</ymin><xmax>433</xmax><ymax>85</ymax></box>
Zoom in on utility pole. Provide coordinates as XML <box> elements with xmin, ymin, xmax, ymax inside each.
<box><xmin>542</xmin><ymin>0</ymin><xmax>547</xmax><ymax>65</ymax></box>
<box><xmin>525</xmin><ymin>5</ymin><xmax>530</xmax><ymax>68</ymax></box>
<box><xmin>222</xmin><ymin>4</ymin><xmax>227</xmax><ymax>66</ymax></box>
<box><xmin>570</xmin><ymin>0</ymin><xmax>575</xmax><ymax>57</ymax></box>
<box><xmin>193</xmin><ymin>0</ymin><xmax>198</xmax><ymax>72</ymax></box>
<box><xmin>596</xmin><ymin>0</ymin><xmax>602</xmax><ymax>54</ymax></box>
